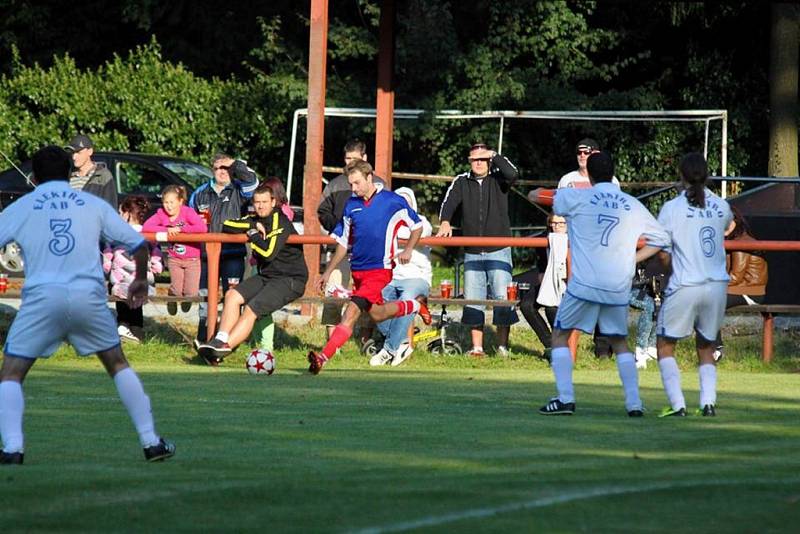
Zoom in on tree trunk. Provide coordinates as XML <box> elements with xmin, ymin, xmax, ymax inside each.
<box><xmin>768</xmin><ymin>3</ymin><xmax>799</xmax><ymax>190</ymax></box>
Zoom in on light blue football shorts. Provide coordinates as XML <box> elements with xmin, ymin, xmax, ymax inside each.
<box><xmin>553</xmin><ymin>291</ymin><xmax>629</xmax><ymax>337</ymax></box>
<box><xmin>4</xmin><ymin>282</ymin><xmax>120</xmax><ymax>358</ymax></box>
<box><xmin>657</xmin><ymin>281</ymin><xmax>728</xmax><ymax>342</ymax></box>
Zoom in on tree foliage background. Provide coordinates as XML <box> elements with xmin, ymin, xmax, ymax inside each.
<box><xmin>0</xmin><ymin>0</ymin><xmax>779</xmax><ymax>219</ymax></box>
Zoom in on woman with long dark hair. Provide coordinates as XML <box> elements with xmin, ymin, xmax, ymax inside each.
<box><xmin>655</xmin><ymin>152</ymin><xmax>733</xmax><ymax>417</ymax></box>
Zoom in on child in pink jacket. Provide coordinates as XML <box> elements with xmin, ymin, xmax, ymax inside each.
<box><xmin>143</xmin><ymin>185</ymin><xmax>207</xmax><ymax>314</ymax></box>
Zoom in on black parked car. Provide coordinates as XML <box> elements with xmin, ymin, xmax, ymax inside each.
<box><xmin>0</xmin><ymin>152</ymin><xmax>213</xmax><ymax>274</ymax></box>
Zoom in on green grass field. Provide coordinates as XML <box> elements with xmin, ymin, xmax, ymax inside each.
<box><xmin>1</xmin><ymin>315</ymin><xmax>799</xmax><ymax>532</ymax></box>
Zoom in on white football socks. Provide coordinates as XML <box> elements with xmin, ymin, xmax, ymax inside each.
<box><xmin>215</xmin><ymin>331</ymin><xmax>230</xmax><ymax>343</ymax></box>
<box><xmin>616</xmin><ymin>352</ymin><xmax>642</xmax><ymax>411</ymax></box>
<box><xmin>113</xmin><ymin>368</ymin><xmax>159</xmax><ymax>448</ymax></box>
<box><xmin>657</xmin><ymin>357</ymin><xmax>686</xmax><ymax>411</ymax></box>
<box><xmin>0</xmin><ymin>381</ymin><xmax>25</xmax><ymax>453</ymax></box>
<box><xmin>551</xmin><ymin>347</ymin><xmax>575</xmax><ymax>404</ymax></box>
<box><xmin>699</xmin><ymin>363</ymin><xmax>717</xmax><ymax>407</ymax></box>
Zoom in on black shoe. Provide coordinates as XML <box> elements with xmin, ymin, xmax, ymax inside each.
<box><xmin>0</xmin><ymin>451</ymin><xmax>23</xmax><ymax>465</ymax></box>
<box><xmin>143</xmin><ymin>438</ymin><xmax>176</xmax><ymax>462</ymax></box>
<box><xmin>540</xmin><ymin>347</ymin><xmax>552</xmax><ymax>363</ymax></box>
<box><xmin>198</xmin><ymin>338</ymin><xmax>232</xmax><ymax>360</ymax></box>
<box><xmin>701</xmin><ymin>404</ymin><xmax>716</xmax><ymax>417</ymax></box>
<box><xmin>538</xmin><ymin>398</ymin><xmax>575</xmax><ymax>415</ymax></box>
<box><xmin>628</xmin><ymin>409</ymin><xmax>645</xmax><ymax>418</ymax></box>
<box><xmin>658</xmin><ymin>407</ymin><xmax>687</xmax><ymax>418</ymax></box>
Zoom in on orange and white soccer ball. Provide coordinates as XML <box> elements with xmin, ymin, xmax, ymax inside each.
<box><xmin>245</xmin><ymin>349</ymin><xmax>275</xmax><ymax>375</ymax></box>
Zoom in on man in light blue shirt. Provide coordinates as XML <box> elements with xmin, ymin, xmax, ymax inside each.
<box><xmin>0</xmin><ymin>145</ymin><xmax>174</xmax><ymax>465</ymax></box>
<box><xmin>539</xmin><ymin>151</ymin><xmax>670</xmax><ymax>417</ymax></box>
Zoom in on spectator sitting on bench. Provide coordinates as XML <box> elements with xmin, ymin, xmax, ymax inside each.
<box><xmin>196</xmin><ymin>183</ymin><xmax>308</xmax><ymax>365</ymax></box>
<box><xmin>714</xmin><ymin>206</ymin><xmax>768</xmax><ymax>361</ymax></box>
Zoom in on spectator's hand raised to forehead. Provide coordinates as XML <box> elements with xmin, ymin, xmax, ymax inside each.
<box><xmin>436</xmin><ymin>220</ymin><xmax>452</xmax><ymax>237</ymax></box>
<box><xmin>469</xmin><ymin>148</ymin><xmax>495</xmax><ymax>160</ymax></box>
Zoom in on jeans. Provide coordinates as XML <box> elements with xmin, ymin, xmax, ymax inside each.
<box><xmin>629</xmin><ymin>287</ymin><xmax>656</xmax><ymax>349</ymax></box>
<box><xmin>377</xmin><ymin>278</ymin><xmax>430</xmax><ymax>352</ymax></box>
<box><xmin>462</xmin><ymin>247</ymin><xmax>517</xmax><ymax>327</ymax></box>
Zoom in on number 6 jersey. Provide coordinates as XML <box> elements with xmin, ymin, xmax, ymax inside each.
<box><xmin>657</xmin><ymin>189</ymin><xmax>733</xmax><ymax>293</ymax></box>
<box><xmin>0</xmin><ymin>181</ymin><xmax>145</xmax><ymax>291</ymax></box>
<box><xmin>554</xmin><ymin>182</ymin><xmax>670</xmax><ymax>305</ymax></box>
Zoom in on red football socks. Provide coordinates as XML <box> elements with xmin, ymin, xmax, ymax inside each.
<box><xmin>393</xmin><ymin>300</ymin><xmax>421</xmax><ymax>317</ymax></box>
<box><xmin>322</xmin><ymin>324</ymin><xmax>353</xmax><ymax>359</ymax></box>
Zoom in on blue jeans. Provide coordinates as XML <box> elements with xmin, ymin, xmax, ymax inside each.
<box><xmin>629</xmin><ymin>287</ymin><xmax>656</xmax><ymax>348</ymax></box>
<box><xmin>377</xmin><ymin>278</ymin><xmax>430</xmax><ymax>352</ymax></box>
<box><xmin>462</xmin><ymin>247</ymin><xmax>518</xmax><ymax>327</ymax></box>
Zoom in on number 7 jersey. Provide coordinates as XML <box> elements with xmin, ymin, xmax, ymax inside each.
<box><xmin>0</xmin><ymin>181</ymin><xmax>145</xmax><ymax>291</ymax></box>
<box><xmin>554</xmin><ymin>182</ymin><xmax>670</xmax><ymax>305</ymax></box>
<box><xmin>657</xmin><ymin>189</ymin><xmax>733</xmax><ymax>293</ymax></box>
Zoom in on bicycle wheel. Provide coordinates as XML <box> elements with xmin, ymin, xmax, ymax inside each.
<box><xmin>428</xmin><ymin>339</ymin><xmax>462</xmax><ymax>356</ymax></box>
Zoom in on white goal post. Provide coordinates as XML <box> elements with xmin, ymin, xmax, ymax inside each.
<box><xmin>286</xmin><ymin>108</ymin><xmax>729</xmax><ymax>203</ymax></box>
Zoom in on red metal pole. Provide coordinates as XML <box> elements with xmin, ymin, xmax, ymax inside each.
<box><xmin>375</xmin><ymin>0</ymin><xmax>395</xmax><ymax>189</ymax></box>
<box><xmin>302</xmin><ymin>0</ymin><xmax>328</xmax><ymax>314</ymax></box>
<box><xmin>761</xmin><ymin>312</ymin><xmax>774</xmax><ymax>363</ymax></box>
<box><xmin>205</xmin><ymin>242</ymin><xmax>221</xmax><ymax>341</ymax></box>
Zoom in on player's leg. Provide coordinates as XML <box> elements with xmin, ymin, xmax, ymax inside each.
<box><xmin>0</xmin><ymin>356</ymin><xmax>36</xmax><ymax>464</ymax></box>
<box><xmin>96</xmin><ymin>346</ymin><xmax>175</xmax><ymax>461</ymax></box>
<box><xmin>309</xmin><ymin>301</ymin><xmax>363</xmax><ymax>374</ymax></box>
<box><xmin>599</xmin><ymin>306</ymin><xmax>643</xmax><ymax>416</ymax></box>
<box><xmin>694</xmin><ymin>282</ymin><xmax>728</xmax><ymax>416</ymax></box>
<box><xmin>656</xmin><ymin>336</ymin><xmax>686</xmax><ymax>417</ymax></box>
<box><xmin>227</xmin><ymin>278</ymin><xmax>305</xmax><ymax>348</ymax></box>
<box><xmin>463</xmin><ymin>252</ymin><xmax>488</xmax><ymax>356</ymax></box>
<box><xmin>655</xmin><ymin>286</ymin><xmax>696</xmax><ymax>417</ymax></box>
<box><xmin>539</xmin><ymin>327</ymin><xmax>576</xmax><ymax>415</ymax></box>
<box><xmin>217</xmin><ymin>288</ymin><xmax>245</xmax><ymax>335</ymax></box>
<box><xmin>378</xmin><ymin>278</ymin><xmax>429</xmax><ymax>366</ymax></box>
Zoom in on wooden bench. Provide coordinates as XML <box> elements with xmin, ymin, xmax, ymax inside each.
<box><xmin>726</xmin><ymin>305</ymin><xmax>800</xmax><ymax>363</ymax></box>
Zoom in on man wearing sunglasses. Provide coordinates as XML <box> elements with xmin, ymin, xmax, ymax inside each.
<box><xmin>558</xmin><ymin>138</ymin><xmax>620</xmax><ymax>189</ymax></box>
<box><xmin>437</xmin><ymin>143</ymin><xmax>519</xmax><ymax>358</ymax></box>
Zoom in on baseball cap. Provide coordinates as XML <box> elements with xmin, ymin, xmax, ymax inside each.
<box><xmin>65</xmin><ymin>134</ymin><xmax>94</xmax><ymax>152</ymax></box>
<box><xmin>575</xmin><ymin>138</ymin><xmax>600</xmax><ymax>152</ymax></box>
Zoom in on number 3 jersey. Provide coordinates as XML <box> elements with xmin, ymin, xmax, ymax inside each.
<box><xmin>0</xmin><ymin>180</ymin><xmax>145</xmax><ymax>291</ymax></box>
<box><xmin>657</xmin><ymin>189</ymin><xmax>732</xmax><ymax>293</ymax></box>
<box><xmin>554</xmin><ymin>182</ymin><xmax>670</xmax><ymax>305</ymax></box>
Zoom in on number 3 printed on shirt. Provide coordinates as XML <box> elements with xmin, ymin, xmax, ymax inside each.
<box><xmin>699</xmin><ymin>226</ymin><xmax>716</xmax><ymax>257</ymax></box>
<box><xmin>49</xmin><ymin>218</ymin><xmax>75</xmax><ymax>256</ymax></box>
<box><xmin>597</xmin><ymin>214</ymin><xmax>620</xmax><ymax>247</ymax></box>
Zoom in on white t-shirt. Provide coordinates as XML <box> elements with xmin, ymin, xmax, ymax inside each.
<box><xmin>657</xmin><ymin>189</ymin><xmax>733</xmax><ymax>293</ymax></box>
<box><xmin>558</xmin><ymin>170</ymin><xmax>620</xmax><ymax>189</ymax></box>
<box><xmin>393</xmin><ymin>215</ymin><xmax>433</xmax><ymax>285</ymax></box>
<box><xmin>553</xmin><ymin>182</ymin><xmax>670</xmax><ymax>305</ymax></box>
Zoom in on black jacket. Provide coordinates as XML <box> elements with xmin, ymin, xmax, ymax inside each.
<box><xmin>317</xmin><ymin>173</ymin><xmax>386</xmax><ymax>233</ymax></box>
<box><xmin>438</xmin><ymin>154</ymin><xmax>519</xmax><ymax>253</ymax></box>
<box><xmin>189</xmin><ymin>160</ymin><xmax>259</xmax><ymax>258</ymax></box>
<box><xmin>223</xmin><ymin>210</ymin><xmax>308</xmax><ymax>282</ymax></box>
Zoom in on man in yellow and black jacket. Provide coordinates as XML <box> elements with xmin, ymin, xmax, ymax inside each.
<box><xmin>196</xmin><ymin>183</ymin><xmax>308</xmax><ymax>364</ymax></box>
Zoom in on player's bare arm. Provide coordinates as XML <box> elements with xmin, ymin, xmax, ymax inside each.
<box><xmin>397</xmin><ymin>226</ymin><xmax>423</xmax><ymax>265</ymax></box>
<box><xmin>127</xmin><ymin>246</ymin><xmax>150</xmax><ymax>309</ymax></box>
<box><xmin>317</xmin><ymin>243</ymin><xmax>348</xmax><ymax>293</ymax></box>
<box><xmin>635</xmin><ymin>244</ymin><xmax>664</xmax><ymax>264</ymax></box>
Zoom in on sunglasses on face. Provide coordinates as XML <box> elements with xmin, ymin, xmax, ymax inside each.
<box><xmin>213</xmin><ymin>165</ymin><xmax>230</xmax><ymax>172</ymax></box>
<box><xmin>577</xmin><ymin>149</ymin><xmax>593</xmax><ymax>156</ymax></box>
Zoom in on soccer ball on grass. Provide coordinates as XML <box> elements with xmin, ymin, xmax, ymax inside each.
<box><xmin>245</xmin><ymin>349</ymin><xmax>275</xmax><ymax>375</ymax></box>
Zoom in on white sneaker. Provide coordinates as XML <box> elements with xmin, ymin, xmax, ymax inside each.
<box><xmin>634</xmin><ymin>347</ymin><xmax>648</xmax><ymax>369</ymax></box>
<box><xmin>369</xmin><ymin>348</ymin><xmax>393</xmax><ymax>366</ymax></box>
<box><xmin>325</xmin><ymin>284</ymin><xmax>352</xmax><ymax>299</ymax></box>
<box><xmin>118</xmin><ymin>325</ymin><xmax>140</xmax><ymax>344</ymax></box>
<box><xmin>497</xmin><ymin>345</ymin><xmax>510</xmax><ymax>357</ymax></box>
<box><xmin>391</xmin><ymin>343</ymin><xmax>414</xmax><ymax>367</ymax></box>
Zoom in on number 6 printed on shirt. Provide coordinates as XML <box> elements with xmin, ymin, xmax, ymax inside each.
<box><xmin>597</xmin><ymin>214</ymin><xmax>620</xmax><ymax>247</ymax></box>
<box><xmin>49</xmin><ymin>218</ymin><xmax>75</xmax><ymax>256</ymax></box>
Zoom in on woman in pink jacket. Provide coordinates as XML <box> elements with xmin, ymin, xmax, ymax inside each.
<box><xmin>143</xmin><ymin>185</ymin><xmax>208</xmax><ymax>314</ymax></box>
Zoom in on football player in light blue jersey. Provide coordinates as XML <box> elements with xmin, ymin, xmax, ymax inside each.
<box><xmin>0</xmin><ymin>146</ymin><xmax>174</xmax><ymax>465</ymax></box>
<box><xmin>656</xmin><ymin>153</ymin><xmax>733</xmax><ymax>418</ymax></box>
<box><xmin>539</xmin><ymin>152</ymin><xmax>670</xmax><ymax>417</ymax></box>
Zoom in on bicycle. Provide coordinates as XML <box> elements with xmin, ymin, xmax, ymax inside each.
<box><xmin>361</xmin><ymin>304</ymin><xmax>463</xmax><ymax>357</ymax></box>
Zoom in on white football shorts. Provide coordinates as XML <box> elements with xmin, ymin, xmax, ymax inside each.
<box><xmin>657</xmin><ymin>281</ymin><xmax>728</xmax><ymax>341</ymax></box>
<box><xmin>4</xmin><ymin>282</ymin><xmax>120</xmax><ymax>358</ymax></box>
<box><xmin>553</xmin><ymin>291</ymin><xmax>629</xmax><ymax>336</ymax></box>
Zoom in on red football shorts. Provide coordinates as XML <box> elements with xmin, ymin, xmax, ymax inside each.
<box><xmin>351</xmin><ymin>268</ymin><xmax>393</xmax><ymax>306</ymax></box>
